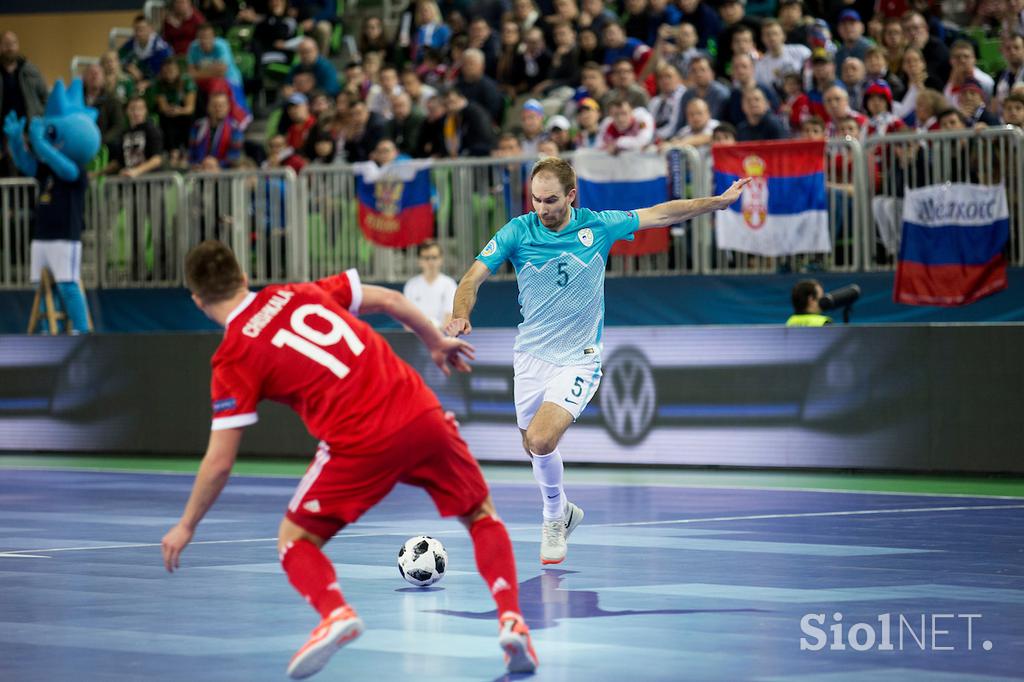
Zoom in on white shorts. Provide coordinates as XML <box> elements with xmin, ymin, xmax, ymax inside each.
<box><xmin>513</xmin><ymin>351</ymin><xmax>602</xmax><ymax>430</ymax></box>
<box><xmin>30</xmin><ymin>240</ymin><xmax>81</xmax><ymax>283</ymax></box>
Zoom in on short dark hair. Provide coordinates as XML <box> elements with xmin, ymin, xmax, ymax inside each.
<box><xmin>196</xmin><ymin>23</ymin><xmax>215</xmax><ymax>34</ymax></box>
<box><xmin>185</xmin><ymin>240</ymin><xmax>246</xmax><ymax>304</ymax></box>
<box><xmin>950</xmin><ymin>39</ymin><xmax>976</xmax><ymax>56</ymax></box>
<box><xmin>689</xmin><ymin>54</ymin><xmax>713</xmax><ymax>71</ymax></box>
<box><xmin>792</xmin><ymin>279</ymin><xmax>821</xmax><ymax>313</ymax></box>
<box><xmin>133</xmin><ymin>14</ymin><xmax>148</xmax><ymax>24</ymax></box>
<box><xmin>937</xmin><ymin>108</ymin><xmax>966</xmax><ymax>125</ymax></box>
<box><xmin>1005</xmin><ymin>92</ymin><xmax>1024</xmax><ymax>108</ymax></box>
<box><xmin>417</xmin><ymin>239</ymin><xmax>442</xmax><ymax>257</ymax></box>
<box><xmin>530</xmin><ymin>156</ymin><xmax>576</xmax><ymax>194</ymax></box>
<box><xmin>713</xmin><ymin>121</ymin><xmax>737</xmax><ymax>137</ymax></box>
<box><xmin>801</xmin><ymin>115</ymin><xmax>825</xmax><ymax>129</ymax></box>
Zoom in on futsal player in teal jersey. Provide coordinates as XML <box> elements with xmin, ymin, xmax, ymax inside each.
<box><xmin>446</xmin><ymin>157</ymin><xmax>749</xmax><ymax>564</ymax></box>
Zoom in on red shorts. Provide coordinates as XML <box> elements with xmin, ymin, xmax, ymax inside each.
<box><xmin>285</xmin><ymin>407</ymin><xmax>489</xmax><ymax>539</ymax></box>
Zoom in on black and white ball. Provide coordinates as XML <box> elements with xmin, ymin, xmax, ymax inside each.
<box><xmin>397</xmin><ymin>536</ymin><xmax>447</xmax><ymax>587</ymax></box>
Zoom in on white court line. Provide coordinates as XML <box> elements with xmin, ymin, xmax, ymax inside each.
<box><xmin>0</xmin><ymin>553</ymin><xmax>51</xmax><ymax>558</ymax></box>
<box><xmin>3</xmin><ymin>504</ymin><xmax>1023</xmax><ymax>558</ymax></box>
<box><xmin>2</xmin><ymin>464</ymin><xmax>1024</xmax><ymax>500</ymax></box>
<box><xmin>583</xmin><ymin>503</ymin><xmax>1024</xmax><ymax>528</ymax></box>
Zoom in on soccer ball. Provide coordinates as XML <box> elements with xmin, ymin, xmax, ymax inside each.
<box><xmin>397</xmin><ymin>536</ymin><xmax>447</xmax><ymax>587</ymax></box>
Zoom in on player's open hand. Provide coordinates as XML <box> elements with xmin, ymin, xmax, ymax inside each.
<box><xmin>431</xmin><ymin>337</ymin><xmax>475</xmax><ymax>376</ymax></box>
<box><xmin>718</xmin><ymin>177</ymin><xmax>752</xmax><ymax>208</ymax></box>
<box><xmin>445</xmin><ymin>317</ymin><xmax>472</xmax><ymax>337</ymax></box>
<box><xmin>161</xmin><ymin>523</ymin><xmax>194</xmax><ymax>573</ymax></box>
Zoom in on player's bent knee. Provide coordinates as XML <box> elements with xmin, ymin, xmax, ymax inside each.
<box><xmin>277</xmin><ymin>517</ymin><xmax>330</xmax><ymax>553</ymax></box>
<box><xmin>525</xmin><ymin>432</ymin><xmax>558</xmax><ymax>456</ymax></box>
<box><xmin>458</xmin><ymin>495</ymin><xmax>496</xmax><ymax>528</ymax></box>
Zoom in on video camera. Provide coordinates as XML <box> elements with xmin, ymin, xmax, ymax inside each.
<box><xmin>818</xmin><ymin>284</ymin><xmax>861</xmax><ymax>323</ymax></box>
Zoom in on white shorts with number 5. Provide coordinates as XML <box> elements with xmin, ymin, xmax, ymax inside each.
<box><xmin>513</xmin><ymin>351</ymin><xmax>602</xmax><ymax>429</ymax></box>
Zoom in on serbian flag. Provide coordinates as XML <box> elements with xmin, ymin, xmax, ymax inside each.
<box><xmin>712</xmin><ymin>139</ymin><xmax>830</xmax><ymax>256</ymax></box>
<box><xmin>354</xmin><ymin>160</ymin><xmax>434</xmax><ymax>248</ymax></box>
<box><xmin>894</xmin><ymin>183</ymin><xmax>1008</xmax><ymax>306</ymax></box>
<box><xmin>574</xmin><ymin>149</ymin><xmax>670</xmax><ymax>256</ymax></box>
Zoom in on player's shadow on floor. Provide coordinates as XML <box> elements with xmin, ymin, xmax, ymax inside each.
<box><xmin>430</xmin><ymin>568</ymin><xmax>766</xmax><ymax>630</ymax></box>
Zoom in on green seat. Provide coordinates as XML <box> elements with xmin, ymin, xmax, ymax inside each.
<box><xmin>235</xmin><ymin>51</ymin><xmax>256</xmax><ymax>80</ymax></box>
<box><xmin>978</xmin><ymin>38</ymin><xmax>1006</xmax><ymax>76</ymax></box>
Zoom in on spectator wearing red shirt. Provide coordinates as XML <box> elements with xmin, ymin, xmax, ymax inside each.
<box><xmin>283</xmin><ymin>93</ymin><xmax>316</xmax><ymax>170</ymax></box>
<box><xmin>597</xmin><ymin>97</ymin><xmax>655</xmax><ymax>153</ymax></box>
<box><xmin>789</xmin><ymin>48</ymin><xmax>836</xmax><ymax>130</ymax></box>
<box><xmin>163</xmin><ymin>0</ymin><xmax>207</xmax><ymax>55</ymax></box>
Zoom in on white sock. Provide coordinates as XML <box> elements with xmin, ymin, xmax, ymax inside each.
<box><xmin>531</xmin><ymin>448</ymin><xmax>565</xmax><ymax>521</ymax></box>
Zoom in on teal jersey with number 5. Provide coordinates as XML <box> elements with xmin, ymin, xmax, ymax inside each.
<box><xmin>476</xmin><ymin>207</ymin><xmax>639</xmax><ymax>365</ymax></box>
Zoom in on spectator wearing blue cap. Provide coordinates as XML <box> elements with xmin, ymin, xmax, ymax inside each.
<box><xmin>835</xmin><ymin>9</ymin><xmax>872</xmax><ymax>66</ymax></box>
<box><xmin>518</xmin><ymin>98</ymin><xmax>547</xmax><ymax>155</ymax></box>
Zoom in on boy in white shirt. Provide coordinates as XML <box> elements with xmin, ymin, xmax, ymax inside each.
<box><xmin>403</xmin><ymin>240</ymin><xmax>458</xmax><ymax>328</ymax></box>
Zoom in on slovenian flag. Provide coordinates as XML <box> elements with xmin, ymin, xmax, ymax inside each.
<box><xmin>354</xmin><ymin>160</ymin><xmax>434</xmax><ymax>248</ymax></box>
<box><xmin>712</xmin><ymin>139</ymin><xmax>830</xmax><ymax>256</ymax></box>
<box><xmin>894</xmin><ymin>183</ymin><xmax>1008</xmax><ymax>306</ymax></box>
<box><xmin>574</xmin><ymin>149</ymin><xmax>670</xmax><ymax>256</ymax></box>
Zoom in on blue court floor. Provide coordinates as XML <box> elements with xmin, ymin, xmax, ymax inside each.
<box><xmin>1</xmin><ymin>467</ymin><xmax>1023</xmax><ymax>681</ymax></box>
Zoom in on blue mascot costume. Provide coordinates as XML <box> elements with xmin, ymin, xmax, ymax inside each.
<box><xmin>4</xmin><ymin>78</ymin><xmax>100</xmax><ymax>334</ymax></box>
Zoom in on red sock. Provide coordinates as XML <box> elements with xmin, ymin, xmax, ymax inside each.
<box><xmin>280</xmin><ymin>539</ymin><xmax>347</xmax><ymax>619</ymax></box>
<box><xmin>469</xmin><ymin>515</ymin><xmax>521</xmax><ymax>618</ymax></box>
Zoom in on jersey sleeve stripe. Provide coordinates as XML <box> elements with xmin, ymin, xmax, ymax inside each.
<box><xmin>345</xmin><ymin>268</ymin><xmax>363</xmax><ymax>315</ymax></box>
<box><xmin>211</xmin><ymin>413</ymin><xmax>259</xmax><ymax>430</ymax></box>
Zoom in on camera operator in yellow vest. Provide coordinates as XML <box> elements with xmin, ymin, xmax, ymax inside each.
<box><xmin>786</xmin><ymin>280</ymin><xmax>833</xmax><ymax>327</ymax></box>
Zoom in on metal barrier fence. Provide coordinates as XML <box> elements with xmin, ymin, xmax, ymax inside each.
<box><xmin>864</xmin><ymin>125</ymin><xmax>1024</xmax><ymax>271</ymax></box>
<box><xmin>0</xmin><ymin>178</ymin><xmax>36</xmax><ymax>289</ymax></box>
<box><xmin>303</xmin><ymin>156</ymin><xmax>536</xmax><ymax>283</ymax></box>
<box><xmin>185</xmin><ymin>168</ymin><xmax>306</xmax><ymax>285</ymax></box>
<box><xmin>0</xmin><ymin>129</ymin><xmax>1021</xmax><ymax>290</ymax></box>
<box><xmin>86</xmin><ymin>173</ymin><xmax>186</xmax><ymax>288</ymax></box>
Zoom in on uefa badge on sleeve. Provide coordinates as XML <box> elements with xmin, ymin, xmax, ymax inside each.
<box><xmin>578</xmin><ymin>228</ymin><xmax>594</xmax><ymax>248</ymax></box>
<box><xmin>482</xmin><ymin>239</ymin><xmax>497</xmax><ymax>257</ymax></box>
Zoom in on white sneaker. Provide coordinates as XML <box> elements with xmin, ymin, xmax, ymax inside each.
<box><xmin>540</xmin><ymin>517</ymin><xmax>567</xmax><ymax>565</ymax></box>
<box><xmin>564</xmin><ymin>501</ymin><xmax>584</xmax><ymax>539</ymax></box>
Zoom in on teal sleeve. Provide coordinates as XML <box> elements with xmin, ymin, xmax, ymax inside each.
<box><xmin>475</xmin><ymin>224</ymin><xmax>515</xmax><ymax>272</ymax></box>
<box><xmin>597</xmin><ymin>209</ymin><xmax>641</xmax><ymax>242</ymax></box>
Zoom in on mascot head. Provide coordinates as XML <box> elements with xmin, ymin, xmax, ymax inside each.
<box><xmin>39</xmin><ymin>78</ymin><xmax>101</xmax><ymax>168</ymax></box>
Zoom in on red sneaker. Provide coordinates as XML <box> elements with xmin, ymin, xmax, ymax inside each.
<box><xmin>498</xmin><ymin>611</ymin><xmax>539</xmax><ymax>674</ymax></box>
<box><xmin>287</xmin><ymin>606</ymin><xmax>364</xmax><ymax>679</ymax></box>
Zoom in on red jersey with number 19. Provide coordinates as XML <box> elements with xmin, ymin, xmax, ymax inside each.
<box><xmin>208</xmin><ymin>269</ymin><xmax>441</xmax><ymax>451</ymax></box>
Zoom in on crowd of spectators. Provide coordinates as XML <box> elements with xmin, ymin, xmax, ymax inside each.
<box><xmin>2</xmin><ymin>0</ymin><xmax>1024</xmax><ymax>178</ymax></box>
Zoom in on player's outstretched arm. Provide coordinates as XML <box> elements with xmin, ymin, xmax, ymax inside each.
<box><xmin>161</xmin><ymin>428</ymin><xmax>243</xmax><ymax>572</ymax></box>
<box><xmin>635</xmin><ymin>177</ymin><xmax>752</xmax><ymax>229</ymax></box>
<box><xmin>446</xmin><ymin>261</ymin><xmax>492</xmax><ymax>337</ymax></box>
<box><xmin>361</xmin><ymin>284</ymin><xmax>475</xmax><ymax>375</ymax></box>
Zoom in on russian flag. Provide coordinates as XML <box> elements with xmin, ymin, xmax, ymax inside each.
<box><xmin>712</xmin><ymin>139</ymin><xmax>830</xmax><ymax>256</ymax></box>
<box><xmin>894</xmin><ymin>183</ymin><xmax>1008</xmax><ymax>306</ymax></box>
<box><xmin>574</xmin><ymin>149</ymin><xmax>670</xmax><ymax>256</ymax></box>
<box><xmin>355</xmin><ymin>160</ymin><xmax>434</xmax><ymax>248</ymax></box>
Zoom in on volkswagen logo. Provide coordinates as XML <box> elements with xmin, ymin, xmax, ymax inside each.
<box><xmin>599</xmin><ymin>347</ymin><xmax>656</xmax><ymax>445</ymax></box>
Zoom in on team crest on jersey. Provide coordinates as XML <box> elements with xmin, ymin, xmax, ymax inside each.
<box><xmin>578</xmin><ymin>228</ymin><xmax>594</xmax><ymax>248</ymax></box>
<box><xmin>481</xmin><ymin>238</ymin><xmax>497</xmax><ymax>257</ymax></box>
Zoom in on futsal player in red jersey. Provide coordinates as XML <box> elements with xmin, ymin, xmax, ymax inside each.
<box><xmin>160</xmin><ymin>241</ymin><xmax>538</xmax><ymax>679</ymax></box>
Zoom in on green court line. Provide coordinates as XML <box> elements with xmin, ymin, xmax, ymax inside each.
<box><xmin>2</xmin><ymin>454</ymin><xmax>1024</xmax><ymax>498</ymax></box>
